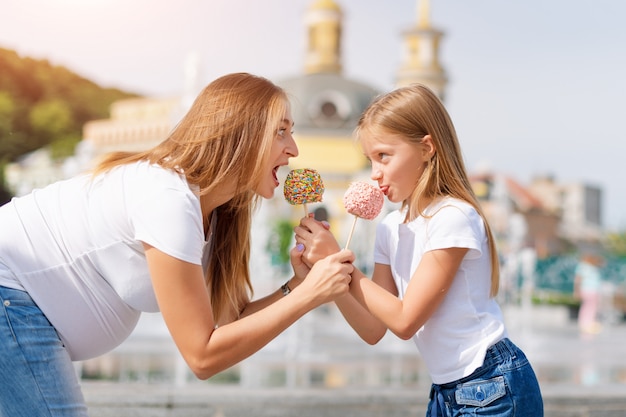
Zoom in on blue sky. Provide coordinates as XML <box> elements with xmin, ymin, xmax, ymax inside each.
<box><xmin>2</xmin><ymin>0</ymin><xmax>625</xmax><ymax>230</ymax></box>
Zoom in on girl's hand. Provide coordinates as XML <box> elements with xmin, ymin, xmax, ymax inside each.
<box><xmin>294</xmin><ymin>216</ymin><xmax>341</xmax><ymax>266</ymax></box>
<box><xmin>298</xmin><ymin>249</ymin><xmax>354</xmax><ymax>305</ymax></box>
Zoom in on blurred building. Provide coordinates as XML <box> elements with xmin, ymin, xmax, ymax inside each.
<box><xmin>395</xmin><ymin>0</ymin><xmax>448</xmax><ymax>99</ymax></box>
<box><xmin>471</xmin><ymin>173</ymin><xmax>562</xmax><ymax>259</ymax></box>
<box><xmin>80</xmin><ymin>51</ymin><xmax>204</xmax><ymax>157</ymax></box>
<box><xmin>470</xmin><ymin>172</ymin><xmax>603</xmax><ymax>258</ymax></box>
<box><xmin>82</xmin><ymin>97</ymin><xmax>180</xmax><ymax>155</ymax></box>
<box><xmin>528</xmin><ymin>175</ymin><xmax>603</xmax><ymax>244</ymax></box>
<box><xmin>4</xmin><ymin>148</ymin><xmax>66</xmax><ymax>197</ymax></box>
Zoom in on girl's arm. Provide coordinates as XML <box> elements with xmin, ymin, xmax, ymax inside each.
<box><xmin>143</xmin><ymin>242</ymin><xmax>354</xmax><ymax>380</ymax></box>
<box><xmin>294</xmin><ymin>216</ymin><xmax>394</xmax><ymax>344</ymax></box>
<box><xmin>349</xmin><ymin>247</ymin><xmax>468</xmax><ymax>340</ymax></box>
<box><xmin>332</xmin><ymin>264</ymin><xmax>395</xmax><ymax>344</ymax></box>
<box><xmin>295</xmin><ymin>217</ymin><xmax>469</xmax><ymax>341</ymax></box>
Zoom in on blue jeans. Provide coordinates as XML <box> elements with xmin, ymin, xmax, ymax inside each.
<box><xmin>426</xmin><ymin>338</ymin><xmax>543</xmax><ymax>417</ymax></box>
<box><xmin>0</xmin><ymin>286</ymin><xmax>88</xmax><ymax>416</ymax></box>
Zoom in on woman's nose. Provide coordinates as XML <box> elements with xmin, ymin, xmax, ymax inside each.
<box><xmin>286</xmin><ymin>135</ymin><xmax>299</xmax><ymax>157</ymax></box>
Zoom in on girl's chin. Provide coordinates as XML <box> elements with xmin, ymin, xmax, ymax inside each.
<box><xmin>386</xmin><ymin>193</ymin><xmax>398</xmax><ymax>203</ymax></box>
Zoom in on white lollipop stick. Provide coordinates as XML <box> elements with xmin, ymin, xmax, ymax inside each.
<box><xmin>344</xmin><ymin>215</ymin><xmax>358</xmax><ymax>250</ymax></box>
<box><xmin>342</xmin><ymin>182</ymin><xmax>385</xmax><ymax>250</ymax></box>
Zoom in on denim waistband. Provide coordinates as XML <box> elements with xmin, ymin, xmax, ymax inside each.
<box><xmin>0</xmin><ymin>285</ymin><xmax>33</xmax><ymax>303</ymax></box>
<box><xmin>438</xmin><ymin>338</ymin><xmax>514</xmax><ymax>389</ymax></box>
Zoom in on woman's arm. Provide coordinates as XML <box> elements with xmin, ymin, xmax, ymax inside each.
<box><xmin>238</xmin><ymin>244</ymin><xmax>309</xmax><ymax>318</ymax></box>
<box><xmin>143</xmin><ymin>243</ymin><xmax>354</xmax><ymax>380</ymax></box>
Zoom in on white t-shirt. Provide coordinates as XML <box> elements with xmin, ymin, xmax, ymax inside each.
<box><xmin>374</xmin><ymin>197</ymin><xmax>507</xmax><ymax>384</ymax></box>
<box><xmin>0</xmin><ymin>161</ymin><xmax>207</xmax><ymax>360</ymax></box>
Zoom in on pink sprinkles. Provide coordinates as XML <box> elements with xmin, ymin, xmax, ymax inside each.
<box><xmin>343</xmin><ymin>182</ymin><xmax>384</xmax><ymax>220</ymax></box>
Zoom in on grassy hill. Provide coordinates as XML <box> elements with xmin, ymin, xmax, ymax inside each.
<box><xmin>0</xmin><ymin>47</ymin><xmax>138</xmax><ymax>202</ymax></box>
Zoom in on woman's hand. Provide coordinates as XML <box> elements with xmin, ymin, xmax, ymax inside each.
<box><xmin>294</xmin><ymin>216</ymin><xmax>341</xmax><ymax>267</ymax></box>
<box><xmin>297</xmin><ymin>249</ymin><xmax>354</xmax><ymax>305</ymax></box>
<box><xmin>289</xmin><ymin>243</ymin><xmax>309</xmax><ymax>286</ymax></box>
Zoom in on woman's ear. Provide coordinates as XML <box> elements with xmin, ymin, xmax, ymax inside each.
<box><xmin>421</xmin><ymin>135</ymin><xmax>436</xmax><ymax>159</ymax></box>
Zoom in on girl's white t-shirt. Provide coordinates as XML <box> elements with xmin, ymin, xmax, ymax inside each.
<box><xmin>0</xmin><ymin>161</ymin><xmax>206</xmax><ymax>360</ymax></box>
<box><xmin>374</xmin><ymin>197</ymin><xmax>507</xmax><ymax>384</ymax></box>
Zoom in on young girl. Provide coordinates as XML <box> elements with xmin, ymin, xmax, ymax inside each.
<box><xmin>0</xmin><ymin>72</ymin><xmax>354</xmax><ymax>416</ymax></box>
<box><xmin>574</xmin><ymin>253</ymin><xmax>605</xmax><ymax>334</ymax></box>
<box><xmin>296</xmin><ymin>84</ymin><xmax>543</xmax><ymax>416</ymax></box>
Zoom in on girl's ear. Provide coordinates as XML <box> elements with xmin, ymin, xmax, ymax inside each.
<box><xmin>421</xmin><ymin>135</ymin><xmax>436</xmax><ymax>159</ymax></box>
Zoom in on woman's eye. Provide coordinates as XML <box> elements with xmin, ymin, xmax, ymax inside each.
<box><xmin>277</xmin><ymin>128</ymin><xmax>294</xmax><ymax>137</ymax></box>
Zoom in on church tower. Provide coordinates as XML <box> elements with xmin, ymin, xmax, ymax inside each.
<box><xmin>395</xmin><ymin>0</ymin><xmax>448</xmax><ymax>100</ymax></box>
<box><xmin>276</xmin><ymin>0</ymin><xmax>380</xmax><ymax>267</ymax></box>
<box><xmin>278</xmin><ymin>0</ymin><xmax>378</xmax><ymax>174</ymax></box>
<box><xmin>304</xmin><ymin>0</ymin><xmax>343</xmax><ymax>74</ymax></box>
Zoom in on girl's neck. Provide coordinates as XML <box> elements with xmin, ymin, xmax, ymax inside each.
<box><xmin>404</xmin><ymin>195</ymin><xmax>439</xmax><ymax>223</ymax></box>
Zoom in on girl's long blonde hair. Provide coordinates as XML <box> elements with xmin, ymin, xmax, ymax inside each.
<box><xmin>356</xmin><ymin>83</ymin><xmax>500</xmax><ymax>297</ymax></box>
<box><xmin>92</xmin><ymin>72</ymin><xmax>290</xmax><ymax>320</ymax></box>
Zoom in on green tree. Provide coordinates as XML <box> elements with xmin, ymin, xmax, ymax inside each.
<box><xmin>49</xmin><ymin>134</ymin><xmax>81</xmax><ymax>160</ymax></box>
<box><xmin>267</xmin><ymin>219</ymin><xmax>296</xmax><ymax>271</ymax></box>
<box><xmin>0</xmin><ymin>91</ymin><xmax>14</xmax><ymax>134</ymax></box>
<box><xmin>29</xmin><ymin>99</ymin><xmax>73</xmax><ymax>142</ymax></box>
<box><xmin>0</xmin><ymin>91</ymin><xmax>27</xmax><ymax>162</ymax></box>
<box><xmin>0</xmin><ymin>47</ymin><xmax>138</xmax><ymax>202</ymax></box>
<box><xmin>0</xmin><ymin>160</ymin><xmax>11</xmax><ymax>204</ymax></box>
<box><xmin>606</xmin><ymin>231</ymin><xmax>626</xmax><ymax>258</ymax></box>
<box><xmin>27</xmin><ymin>98</ymin><xmax>83</xmax><ymax>160</ymax></box>
<box><xmin>0</xmin><ymin>47</ymin><xmax>137</xmax><ymax>164</ymax></box>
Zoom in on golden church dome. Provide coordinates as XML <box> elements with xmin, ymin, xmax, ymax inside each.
<box><xmin>278</xmin><ymin>73</ymin><xmax>378</xmax><ymax>135</ymax></box>
<box><xmin>309</xmin><ymin>0</ymin><xmax>341</xmax><ymax>12</ymax></box>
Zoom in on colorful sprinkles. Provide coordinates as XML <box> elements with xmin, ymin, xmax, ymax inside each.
<box><xmin>283</xmin><ymin>168</ymin><xmax>324</xmax><ymax>205</ymax></box>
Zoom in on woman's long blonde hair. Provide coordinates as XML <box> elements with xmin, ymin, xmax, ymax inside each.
<box><xmin>92</xmin><ymin>72</ymin><xmax>290</xmax><ymax>320</ymax></box>
<box><xmin>356</xmin><ymin>83</ymin><xmax>500</xmax><ymax>297</ymax></box>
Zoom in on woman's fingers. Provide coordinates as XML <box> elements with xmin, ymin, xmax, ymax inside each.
<box><xmin>303</xmin><ymin>250</ymin><xmax>354</xmax><ymax>303</ymax></box>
